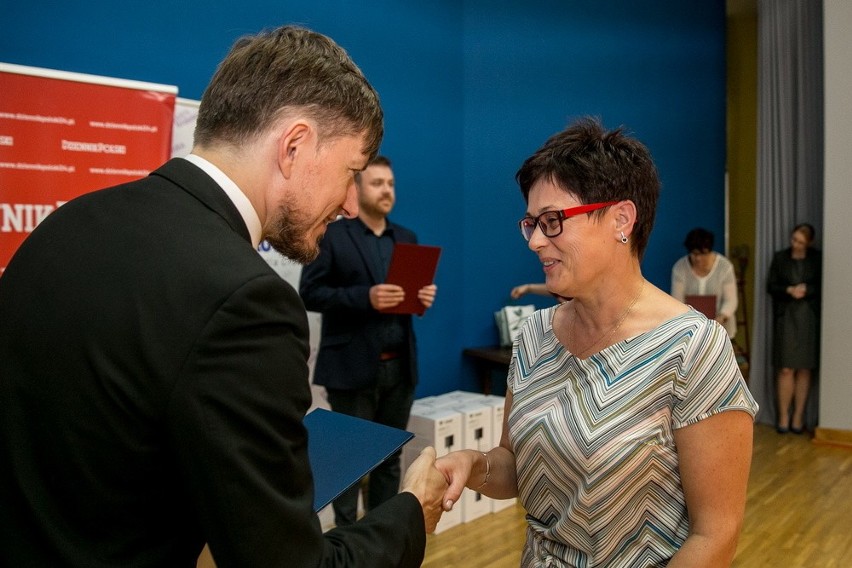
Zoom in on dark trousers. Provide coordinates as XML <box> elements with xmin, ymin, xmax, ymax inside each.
<box><xmin>325</xmin><ymin>356</ymin><xmax>414</xmax><ymax>527</ymax></box>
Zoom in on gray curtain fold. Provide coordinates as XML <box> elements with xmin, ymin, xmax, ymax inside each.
<box><xmin>751</xmin><ymin>0</ymin><xmax>823</xmax><ymax>428</ymax></box>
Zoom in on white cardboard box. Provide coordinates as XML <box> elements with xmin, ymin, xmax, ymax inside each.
<box><xmin>406</xmin><ymin>404</ymin><xmax>462</xmax><ymax>456</ymax></box>
<box><xmin>435</xmin><ymin>389</ymin><xmax>481</xmax><ymax>402</ymax></box>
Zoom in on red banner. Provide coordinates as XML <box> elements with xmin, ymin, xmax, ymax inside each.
<box><xmin>0</xmin><ymin>63</ymin><xmax>176</xmax><ymax>274</ymax></box>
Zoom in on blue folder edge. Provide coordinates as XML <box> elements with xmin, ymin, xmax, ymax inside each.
<box><xmin>304</xmin><ymin>408</ymin><xmax>415</xmax><ymax>512</ymax></box>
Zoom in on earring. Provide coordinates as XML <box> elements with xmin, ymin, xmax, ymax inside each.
<box><xmin>620</xmin><ymin>232</ymin><xmax>629</xmax><ymax>244</ymax></box>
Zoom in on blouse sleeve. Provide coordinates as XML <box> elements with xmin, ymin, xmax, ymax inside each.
<box><xmin>717</xmin><ymin>257</ymin><xmax>738</xmax><ymax>321</ymax></box>
<box><xmin>670</xmin><ymin>257</ymin><xmax>687</xmax><ymax>302</ymax></box>
<box><xmin>672</xmin><ymin>319</ymin><xmax>758</xmax><ymax>429</ymax></box>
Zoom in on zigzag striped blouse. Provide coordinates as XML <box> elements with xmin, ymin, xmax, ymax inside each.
<box><xmin>508</xmin><ymin>306</ymin><xmax>758</xmax><ymax>567</ymax></box>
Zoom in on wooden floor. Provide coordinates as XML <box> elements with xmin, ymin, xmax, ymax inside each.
<box><xmin>422</xmin><ymin>424</ymin><xmax>852</xmax><ymax>567</ymax></box>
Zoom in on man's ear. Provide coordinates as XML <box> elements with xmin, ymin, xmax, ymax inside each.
<box><xmin>277</xmin><ymin>119</ymin><xmax>313</xmax><ymax>179</ymax></box>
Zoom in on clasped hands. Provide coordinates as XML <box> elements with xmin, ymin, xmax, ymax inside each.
<box><xmin>787</xmin><ymin>283</ymin><xmax>807</xmax><ymax>299</ymax></box>
<box><xmin>401</xmin><ymin>447</ymin><xmax>487</xmax><ymax>533</ymax></box>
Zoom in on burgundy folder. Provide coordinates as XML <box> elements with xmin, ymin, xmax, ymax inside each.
<box><xmin>685</xmin><ymin>294</ymin><xmax>717</xmax><ymax>319</ymax></box>
<box><xmin>380</xmin><ymin>243</ymin><xmax>441</xmax><ymax>315</ymax></box>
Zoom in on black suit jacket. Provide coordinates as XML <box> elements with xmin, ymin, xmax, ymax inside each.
<box><xmin>0</xmin><ymin>159</ymin><xmax>425</xmax><ymax>567</ymax></box>
<box><xmin>299</xmin><ymin>218</ymin><xmax>419</xmax><ymax>391</ymax></box>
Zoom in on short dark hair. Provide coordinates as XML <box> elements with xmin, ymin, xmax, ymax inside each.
<box><xmin>515</xmin><ymin>117</ymin><xmax>660</xmax><ymax>259</ymax></box>
<box><xmin>684</xmin><ymin>227</ymin><xmax>714</xmax><ymax>252</ymax></box>
<box><xmin>194</xmin><ymin>25</ymin><xmax>383</xmax><ymax>158</ymax></box>
<box><xmin>354</xmin><ymin>155</ymin><xmax>391</xmax><ymax>185</ymax></box>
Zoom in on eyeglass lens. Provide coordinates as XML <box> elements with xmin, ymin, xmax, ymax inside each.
<box><xmin>520</xmin><ymin>212</ymin><xmax>562</xmax><ymax>240</ymax></box>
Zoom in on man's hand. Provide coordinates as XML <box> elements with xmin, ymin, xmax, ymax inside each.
<box><xmin>369</xmin><ymin>283</ymin><xmax>405</xmax><ymax>310</ymax></box>
<box><xmin>400</xmin><ymin>446</ymin><xmax>448</xmax><ymax>533</ymax></box>
<box><xmin>417</xmin><ymin>284</ymin><xmax>437</xmax><ymax>309</ymax></box>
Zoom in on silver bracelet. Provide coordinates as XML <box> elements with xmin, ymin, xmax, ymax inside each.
<box><xmin>476</xmin><ymin>451</ymin><xmax>491</xmax><ymax>489</ymax></box>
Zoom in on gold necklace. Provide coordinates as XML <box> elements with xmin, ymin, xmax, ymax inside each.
<box><xmin>567</xmin><ymin>279</ymin><xmax>645</xmax><ymax>358</ymax></box>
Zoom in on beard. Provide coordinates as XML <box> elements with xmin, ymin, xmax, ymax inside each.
<box><xmin>263</xmin><ymin>197</ymin><xmax>322</xmax><ymax>265</ymax></box>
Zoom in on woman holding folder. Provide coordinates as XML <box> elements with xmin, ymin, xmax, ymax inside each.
<box><xmin>670</xmin><ymin>227</ymin><xmax>738</xmax><ymax>338</ymax></box>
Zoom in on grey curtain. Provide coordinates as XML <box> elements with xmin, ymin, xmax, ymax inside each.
<box><xmin>751</xmin><ymin>0</ymin><xmax>823</xmax><ymax>428</ymax></box>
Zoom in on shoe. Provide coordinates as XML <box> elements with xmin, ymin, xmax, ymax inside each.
<box><xmin>790</xmin><ymin>416</ymin><xmax>806</xmax><ymax>434</ymax></box>
<box><xmin>776</xmin><ymin>425</ymin><xmax>789</xmax><ymax>434</ymax></box>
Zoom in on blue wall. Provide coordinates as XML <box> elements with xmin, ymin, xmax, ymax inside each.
<box><xmin>458</xmin><ymin>1</ymin><xmax>728</xmax><ymax>392</ymax></box>
<box><xmin>2</xmin><ymin>0</ymin><xmax>726</xmax><ymax>396</ymax></box>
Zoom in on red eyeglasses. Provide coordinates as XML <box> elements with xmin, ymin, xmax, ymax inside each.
<box><xmin>518</xmin><ymin>201</ymin><xmax>619</xmax><ymax>241</ymax></box>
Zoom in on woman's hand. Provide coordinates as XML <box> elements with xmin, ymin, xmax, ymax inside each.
<box><xmin>786</xmin><ymin>283</ymin><xmax>806</xmax><ymax>299</ymax></box>
<box><xmin>434</xmin><ymin>449</ymin><xmax>481</xmax><ymax>511</ymax></box>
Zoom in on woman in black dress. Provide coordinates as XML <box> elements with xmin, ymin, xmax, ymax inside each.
<box><xmin>767</xmin><ymin>223</ymin><xmax>822</xmax><ymax>434</ymax></box>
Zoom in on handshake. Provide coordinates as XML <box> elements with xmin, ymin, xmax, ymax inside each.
<box><xmin>399</xmin><ymin>447</ymin><xmax>450</xmax><ymax>532</ymax></box>
<box><xmin>400</xmin><ymin>447</ymin><xmax>499</xmax><ymax>533</ymax></box>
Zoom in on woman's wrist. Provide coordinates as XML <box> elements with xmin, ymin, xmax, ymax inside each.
<box><xmin>476</xmin><ymin>451</ymin><xmax>491</xmax><ymax>489</ymax></box>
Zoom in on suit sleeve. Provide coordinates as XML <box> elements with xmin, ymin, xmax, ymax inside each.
<box><xmin>299</xmin><ymin>231</ymin><xmax>373</xmax><ymax>314</ymax></box>
<box><xmin>168</xmin><ymin>274</ymin><xmax>424</xmax><ymax>567</ymax></box>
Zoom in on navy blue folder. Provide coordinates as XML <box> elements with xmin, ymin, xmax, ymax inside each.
<box><xmin>304</xmin><ymin>408</ymin><xmax>415</xmax><ymax>512</ymax></box>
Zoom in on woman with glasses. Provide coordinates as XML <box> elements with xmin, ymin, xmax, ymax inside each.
<box><xmin>767</xmin><ymin>223</ymin><xmax>821</xmax><ymax>434</ymax></box>
<box><xmin>671</xmin><ymin>227</ymin><xmax>739</xmax><ymax>338</ymax></box>
<box><xmin>436</xmin><ymin>117</ymin><xmax>757</xmax><ymax>567</ymax></box>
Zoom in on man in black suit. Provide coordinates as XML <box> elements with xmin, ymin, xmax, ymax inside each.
<box><xmin>299</xmin><ymin>156</ymin><xmax>437</xmax><ymax>527</ymax></box>
<box><xmin>0</xmin><ymin>26</ymin><xmax>446</xmax><ymax>568</ymax></box>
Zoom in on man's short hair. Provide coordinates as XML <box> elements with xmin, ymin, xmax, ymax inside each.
<box><xmin>354</xmin><ymin>155</ymin><xmax>391</xmax><ymax>185</ymax></box>
<box><xmin>194</xmin><ymin>26</ymin><xmax>383</xmax><ymax>158</ymax></box>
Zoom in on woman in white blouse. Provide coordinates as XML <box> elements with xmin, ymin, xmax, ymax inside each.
<box><xmin>671</xmin><ymin>227</ymin><xmax>738</xmax><ymax>338</ymax></box>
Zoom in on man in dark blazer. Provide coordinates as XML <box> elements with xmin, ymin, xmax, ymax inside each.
<box><xmin>0</xmin><ymin>26</ymin><xmax>445</xmax><ymax>568</ymax></box>
<box><xmin>299</xmin><ymin>156</ymin><xmax>437</xmax><ymax>527</ymax></box>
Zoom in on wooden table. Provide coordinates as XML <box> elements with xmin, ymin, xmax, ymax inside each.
<box><xmin>462</xmin><ymin>345</ymin><xmax>513</xmax><ymax>394</ymax></box>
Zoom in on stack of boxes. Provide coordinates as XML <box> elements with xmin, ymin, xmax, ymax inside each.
<box><xmin>402</xmin><ymin>390</ymin><xmax>518</xmax><ymax>533</ymax></box>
